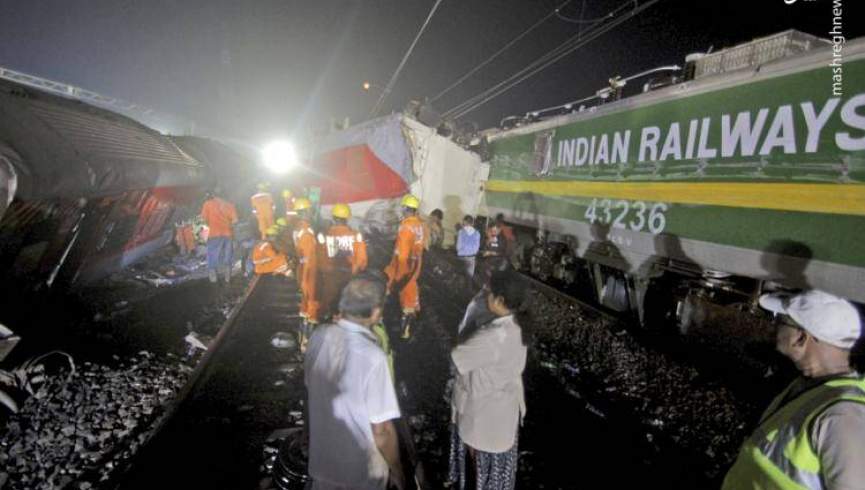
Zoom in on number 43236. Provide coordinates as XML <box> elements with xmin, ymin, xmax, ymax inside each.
<box><xmin>583</xmin><ymin>198</ymin><xmax>668</xmax><ymax>234</ymax></box>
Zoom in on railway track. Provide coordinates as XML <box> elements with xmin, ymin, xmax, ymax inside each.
<box><xmin>114</xmin><ymin>273</ymin><xmax>305</xmax><ymax>489</ymax></box>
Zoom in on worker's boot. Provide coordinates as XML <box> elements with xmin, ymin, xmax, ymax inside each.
<box><xmin>296</xmin><ymin>324</ymin><xmax>305</xmax><ymax>353</ymax></box>
<box><xmin>299</xmin><ymin>320</ymin><xmax>313</xmax><ymax>353</ymax></box>
<box><xmin>400</xmin><ymin>313</ymin><xmax>414</xmax><ymax>340</ymax></box>
<box><xmin>208</xmin><ymin>269</ymin><xmax>218</xmax><ymax>283</ymax></box>
<box><xmin>222</xmin><ymin>267</ymin><xmax>231</xmax><ymax>284</ymax></box>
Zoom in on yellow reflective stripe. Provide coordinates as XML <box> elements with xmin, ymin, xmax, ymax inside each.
<box><xmin>485</xmin><ymin>180</ymin><xmax>865</xmax><ymax>216</ymax></box>
<box><xmin>825</xmin><ymin>378</ymin><xmax>865</xmax><ymax>389</ymax></box>
<box><xmin>784</xmin><ymin>428</ymin><xmax>821</xmax><ymax>475</ymax></box>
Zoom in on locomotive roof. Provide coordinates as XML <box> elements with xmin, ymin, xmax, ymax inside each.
<box><xmin>485</xmin><ymin>34</ymin><xmax>865</xmax><ymax>142</ymax></box>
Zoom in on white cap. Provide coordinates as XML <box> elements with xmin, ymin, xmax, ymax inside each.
<box><xmin>759</xmin><ymin>290</ymin><xmax>862</xmax><ymax>349</ymax></box>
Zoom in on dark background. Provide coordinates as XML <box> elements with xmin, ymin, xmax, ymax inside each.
<box><xmin>1</xmin><ymin>0</ymin><xmax>861</xmax><ymax>144</ymax></box>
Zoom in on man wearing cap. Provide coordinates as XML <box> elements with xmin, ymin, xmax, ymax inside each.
<box><xmin>722</xmin><ymin>290</ymin><xmax>865</xmax><ymax>490</ymax></box>
<box><xmin>384</xmin><ymin>194</ymin><xmax>426</xmax><ymax>339</ymax></box>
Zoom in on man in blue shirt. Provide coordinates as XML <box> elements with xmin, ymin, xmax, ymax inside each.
<box><xmin>456</xmin><ymin>215</ymin><xmax>480</xmax><ymax>280</ymax></box>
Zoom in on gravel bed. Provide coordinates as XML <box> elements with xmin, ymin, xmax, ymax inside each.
<box><xmin>0</xmin><ymin>352</ymin><xmax>191</xmax><ymax>489</ymax></box>
<box><xmin>393</xmin><ymin>250</ymin><xmax>785</xmax><ymax>487</ymax></box>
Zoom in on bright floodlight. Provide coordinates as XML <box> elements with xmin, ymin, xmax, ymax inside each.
<box><xmin>262</xmin><ymin>141</ymin><xmax>297</xmax><ymax>174</ymax></box>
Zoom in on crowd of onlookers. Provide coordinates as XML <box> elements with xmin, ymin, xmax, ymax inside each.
<box><xmin>304</xmin><ymin>268</ymin><xmax>530</xmax><ymax>490</ymax></box>
<box><xmin>198</xmin><ymin>188</ymin><xmax>865</xmax><ymax>490</ymax></box>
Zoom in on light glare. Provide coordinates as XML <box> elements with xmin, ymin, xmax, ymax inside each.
<box><xmin>262</xmin><ymin>141</ymin><xmax>297</xmax><ymax>174</ymax></box>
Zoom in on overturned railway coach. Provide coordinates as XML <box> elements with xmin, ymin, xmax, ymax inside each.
<box><xmin>0</xmin><ymin>78</ymin><xmax>207</xmax><ymax>292</ymax></box>
<box><xmin>482</xmin><ymin>31</ymin><xmax>865</xmax><ymax>322</ymax></box>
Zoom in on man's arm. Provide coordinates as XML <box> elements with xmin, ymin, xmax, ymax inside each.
<box><xmin>371</xmin><ymin>420</ymin><xmax>404</xmax><ymax>489</ymax></box>
<box><xmin>812</xmin><ymin>401</ymin><xmax>865</xmax><ymax>489</ymax></box>
<box><xmin>470</xmin><ymin>232</ymin><xmax>480</xmax><ymax>255</ymax></box>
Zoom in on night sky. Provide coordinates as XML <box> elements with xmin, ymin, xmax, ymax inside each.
<box><xmin>1</xmin><ymin>0</ymin><xmax>861</xmax><ymax>146</ymax></box>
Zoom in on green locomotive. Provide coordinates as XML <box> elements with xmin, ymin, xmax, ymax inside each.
<box><xmin>481</xmin><ymin>31</ymin><xmax>865</xmax><ymax>323</ymax></box>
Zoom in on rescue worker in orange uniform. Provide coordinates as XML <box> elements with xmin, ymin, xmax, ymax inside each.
<box><xmin>385</xmin><ymin>194</ymin><xmax>426</xmax><ymax>339</ymax></box>
<box><xmin>200</xmin><ymin>188</ymin><xmax>238</xmax><ymax>283</ymax></box>
<box><xmin>317</xmin><ymin>203</ymin><xmax>368</xmax><ymax>321</ymax></box>
<box><xmin>292</xmin><ymin>197</ymin><xmax>319</xmax><ymax>351</ymax></box>
<box><xmin>251</xmin><ymin>183</ymin><xmax>276</xmax><ymax>239</ymax></box>
<box><xmin>252</xmin><ymin>226</ymin><xmax>292</xmax><ymax>276</ymax></box>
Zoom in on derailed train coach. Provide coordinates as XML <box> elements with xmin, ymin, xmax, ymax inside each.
<box><xmin>481</xmin><ymin>31</ymin><xmax>865</xmax><ymax>327</ymax></box>
<box><xmin>304</xmin><ymin>114</ymin><xmax>485</xmax><ymax>245</ymax></box>
<box><xmin>0</xmin><ymin>78</ymin><xmax>207</xmax><ymax>293</ymax></box>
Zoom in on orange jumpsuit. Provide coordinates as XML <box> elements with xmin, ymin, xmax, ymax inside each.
<box><xmin>250</xmin><ymin>192</ymin><xmax>275</xmax><ymax>239</ymax></box>
<box><xmin>317</xmin><ymin>224</ymin><xmax>368</xmax><ymax>319</ymax></box>
<box><xmin>385</xmin><ymin>215</ymin><xmax>426</xmax><ymax>314</ymax></box>
<box><xmin>252</xmin><ymin>241</ymin><xmax>290</xmax><ymax>275</ymax></box>
<box><xmin>292</xmin><ymin>219</ymin><xmax>319</xmax><ymax>322</ymax></box>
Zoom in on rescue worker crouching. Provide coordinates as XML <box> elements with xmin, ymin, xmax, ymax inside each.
<box><xmin>252</xmin><ymin>226</ymin><xmax>292</xmax><ymax>277</ymax></box>
<box><xmin>317</xmin><ymin>203</ymin><xmax>368</xmax><ymax>321</ymax></box>
<box><xmin>384</xmin><ymin>194</ymin><xmax>426</xmax><ymax>340</ymax></box>
<box><xmin>292</xmin><ymin>197</ymin><xmax>320</xmax><ymax>352</ymax></box>
<box><xmin>251</xmin><ymin>182</ymin><xmax>276</xmax><ymax>240</ymax></box>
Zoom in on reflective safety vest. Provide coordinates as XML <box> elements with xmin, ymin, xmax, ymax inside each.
<box><xmin>722</xmin><ymin>375</ymin><xmax>865</xmax><ymax>490</ymax></box>
<box><xmin>292</xmin><ymin>221</ymin><xmax>316</xmax><ymax>266</ymax></box>
<box><xmin>317</xmin><ymin>224</ymin><xmax>367</xmax><ymax>274</ymax></box>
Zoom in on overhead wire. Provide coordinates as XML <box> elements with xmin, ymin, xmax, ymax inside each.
<box><xmin>554</xmin><ymin>2</ymin><xmax>613</xmax><ymax>24</ymax></box>
<box><xmin>443</xmin><ymin>0</ymin><xmax>652</xmax><ymax>119</ymax></box>
<box><xmin>440</xmin><ymin>0</ymin><xmax>633</xmax><ymax>119</ymax></box>
<box><xmin>370</xmin><ymin>0</ymin><xmax>445</xmax><ymax>118</ymax></box>
<box><xmin>429</xmin><ymin>0</ymin><xmax>574</xmax><ymax>104</ymax></box>
<box><xmin>443</xmin><ymin>0</ymin><xmax>661</xmax><ymax>120</ymax></box>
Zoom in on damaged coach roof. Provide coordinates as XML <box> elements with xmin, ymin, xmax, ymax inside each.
<box><xmin>0</xmin><ymin>78</ymin><xmax>206</xmax><ymax>202</ymax></box>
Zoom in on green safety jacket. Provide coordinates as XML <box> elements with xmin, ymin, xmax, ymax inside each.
<box><xmin>722</xmin><ymin>375</ymin><xmax>865</xmax><ymax>490</ymax></box>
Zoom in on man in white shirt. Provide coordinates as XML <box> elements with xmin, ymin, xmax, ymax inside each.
<box><xmin>305</xmin><ymin>276</ymin><xmax>405</xmax><ymax>490</ymax></box>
